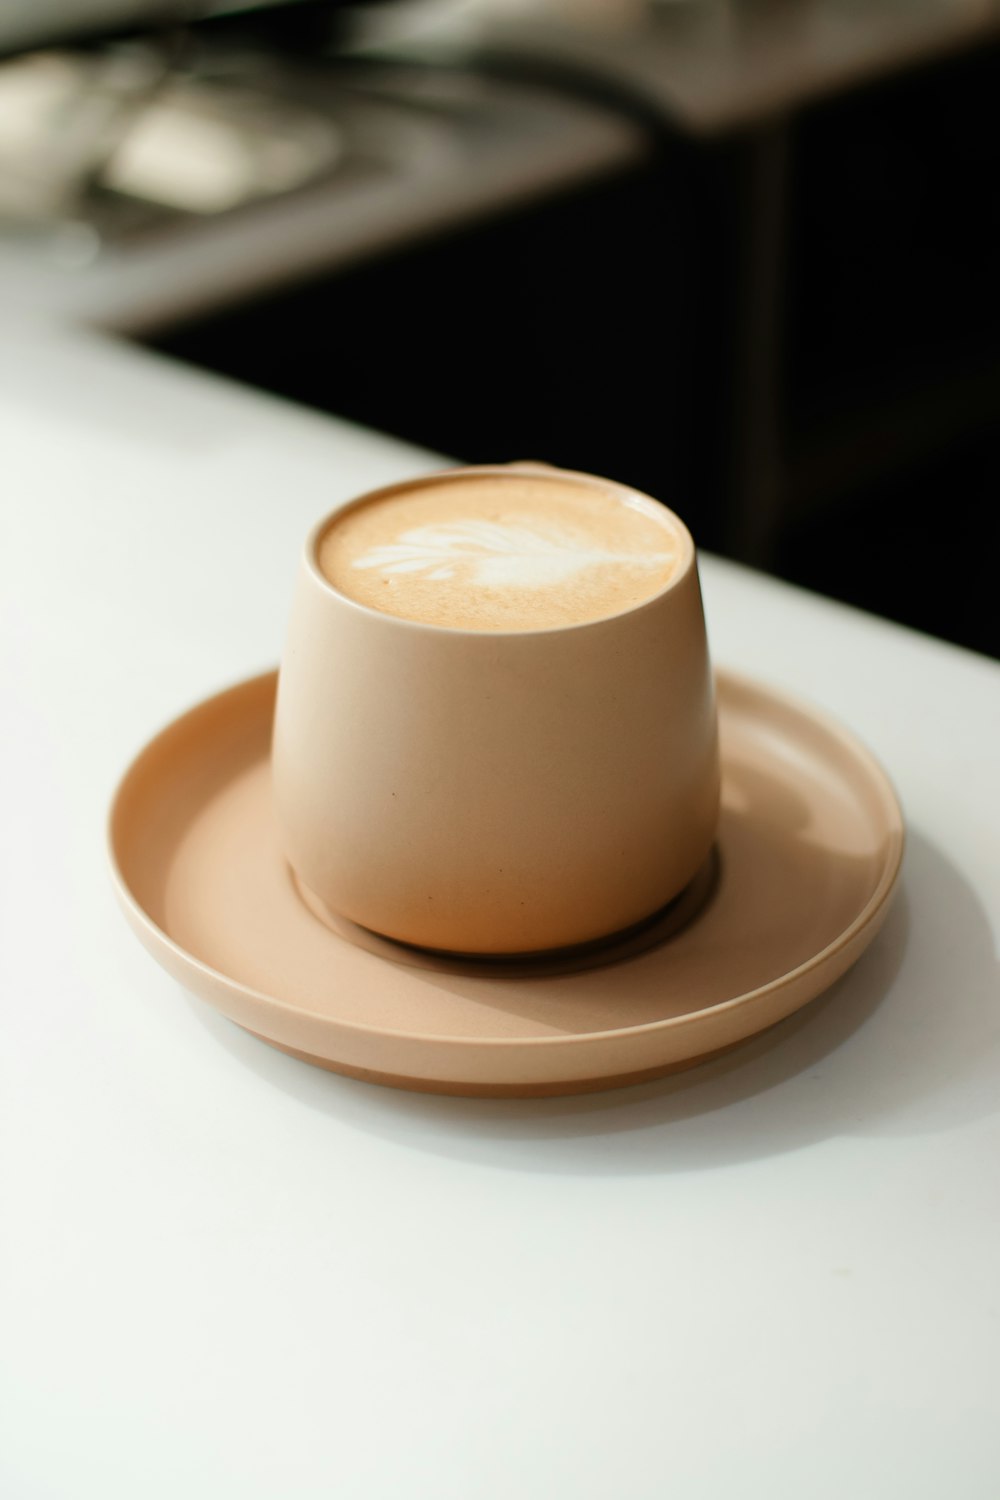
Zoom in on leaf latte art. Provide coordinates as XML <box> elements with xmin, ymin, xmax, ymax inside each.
<box><xmin>349</xmin><ymin>520</ymin><xmax>673</xmax><ymax>590</ymax></box>
<box><xmin>319</xmin><ymin>472</ymin><xmax>683</xmax><ymax>631</ymax></box>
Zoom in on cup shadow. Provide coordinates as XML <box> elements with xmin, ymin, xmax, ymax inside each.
<box><xmin>187</xmin><ymin>826</ymin><xmax>999</xmax><ymax>1175</ymax></box>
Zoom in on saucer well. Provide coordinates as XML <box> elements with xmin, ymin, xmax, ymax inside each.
<box><xmin>109</xmin><ymin>669</ymin><xmax>904</xmax><ymax>1097</ymax></box>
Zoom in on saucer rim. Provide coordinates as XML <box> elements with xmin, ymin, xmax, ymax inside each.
<box><xmin>108</xmin><ymin>666</ymin><xmax>905</xmax><ymax>1054</ymax></box>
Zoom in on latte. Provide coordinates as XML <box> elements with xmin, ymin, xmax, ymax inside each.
<box><xmin>317</xmin><ymin>469</ymin><xmax>682</xmax><ymax>631</ymax></box>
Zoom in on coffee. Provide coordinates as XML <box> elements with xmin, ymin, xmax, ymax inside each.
<box><xmin>317</xmin><ymin>470</ymin><xmax>681</xmax><ymax>631</ymax></box>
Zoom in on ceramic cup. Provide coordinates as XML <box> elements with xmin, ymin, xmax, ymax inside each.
<box><xmin>272</xmin><ymin>463</ymin><xmax>720</xmax><ymax>955</ymax></box>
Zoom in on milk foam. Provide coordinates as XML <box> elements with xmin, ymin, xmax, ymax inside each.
<box><xmin>350</xmin><ymin>519</ymin><xmax>669</xmax><ymax>589</ymax></box>
<box><xmin>319</xmin><ymin>472</ymin><xmax>682</xmax><ymax>631</ymax></box>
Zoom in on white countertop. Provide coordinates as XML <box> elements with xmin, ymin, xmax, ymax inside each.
<box><xmin>3</xmin><ymin>326</ymin><xmax>1000</xmax><ymax>1499</ymax></box>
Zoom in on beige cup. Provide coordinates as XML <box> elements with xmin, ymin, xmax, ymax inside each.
<box><xmin>272</xmin><ymin>464</ymin><xmax>720</xmax><ymax>955</ymax></box>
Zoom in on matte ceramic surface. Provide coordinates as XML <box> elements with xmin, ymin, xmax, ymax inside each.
<box><xmin>272</xmin><ymin>463</ymin><xmax>720</xmax><ymax>954</ymax></box>
<box><xmin>109</xmin><ymin>669</ymin><xmax>903</xmax><ymax>1097</ymax></box>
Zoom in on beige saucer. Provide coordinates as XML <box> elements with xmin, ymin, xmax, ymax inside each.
<box><xmin>109</xmin><ymin>670</ymin><xmax>904</xmax><ymax>1097</ymax></box>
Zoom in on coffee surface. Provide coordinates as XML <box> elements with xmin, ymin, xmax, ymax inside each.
<box><xmin>317</xmin><ymin>472</ymin><xmax>681</xmax><ymax>631</ymax></box>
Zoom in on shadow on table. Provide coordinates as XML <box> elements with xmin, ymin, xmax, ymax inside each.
<box><xmin>191</xmin><ymin>827</ymin><xmax>999</xmax><ymax>1175</ymax></box>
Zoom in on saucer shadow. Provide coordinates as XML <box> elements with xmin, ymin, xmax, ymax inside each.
<box><xmin>187</xmin><ymin>828</ymin><xmax>1000</xmax><ymax>1175</ymax></box>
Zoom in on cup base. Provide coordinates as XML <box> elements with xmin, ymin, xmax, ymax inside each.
<box><xmin>289</xmin><ymin>852</ymin><xmax>720</xmax><ymax>979</ymax></box>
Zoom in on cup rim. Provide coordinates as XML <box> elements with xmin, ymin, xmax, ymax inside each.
<box><xmin>302</xmin><ymin>462</ymin><xmax>698</xmax><ymax>639</ymax></box>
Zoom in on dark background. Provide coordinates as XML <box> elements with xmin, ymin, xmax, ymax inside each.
<box><xmin>150</xmin><ymin>34</ymin><xmax>1000</xmax><ymax>658</ymax></box>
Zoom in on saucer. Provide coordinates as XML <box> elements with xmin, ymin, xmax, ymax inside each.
<box><xmin>109</xmin><ymin>669</ymin><xmax>904</xmax><ymax>1097</ymax></box>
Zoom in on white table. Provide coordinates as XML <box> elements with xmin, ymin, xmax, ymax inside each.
<box><xmin>3</xmin><ymin>329</ymin><xmax>999</xmax><ymax>1500</ymax></box>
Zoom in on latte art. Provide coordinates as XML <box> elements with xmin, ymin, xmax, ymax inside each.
<box><xmin>350</xmin><ymin>519</ymin><xmax>672</xmax><ymax>590</ymax></box>
<box><xmin>318</xmin><ymin>470</ymin><xmax>683</xmax><ymax>631</ymax></box>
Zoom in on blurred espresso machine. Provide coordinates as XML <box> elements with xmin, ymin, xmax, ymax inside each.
<box><xmin>2</xmin><ymin>2</ymin><xmax>998</xmax><ymax>655</ymax></box>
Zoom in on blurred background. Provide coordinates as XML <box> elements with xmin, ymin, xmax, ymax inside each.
<box><xmin>2</xmin><ymin>0</ymin><xmax>997</xmax><ymax>657</ymax></box>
